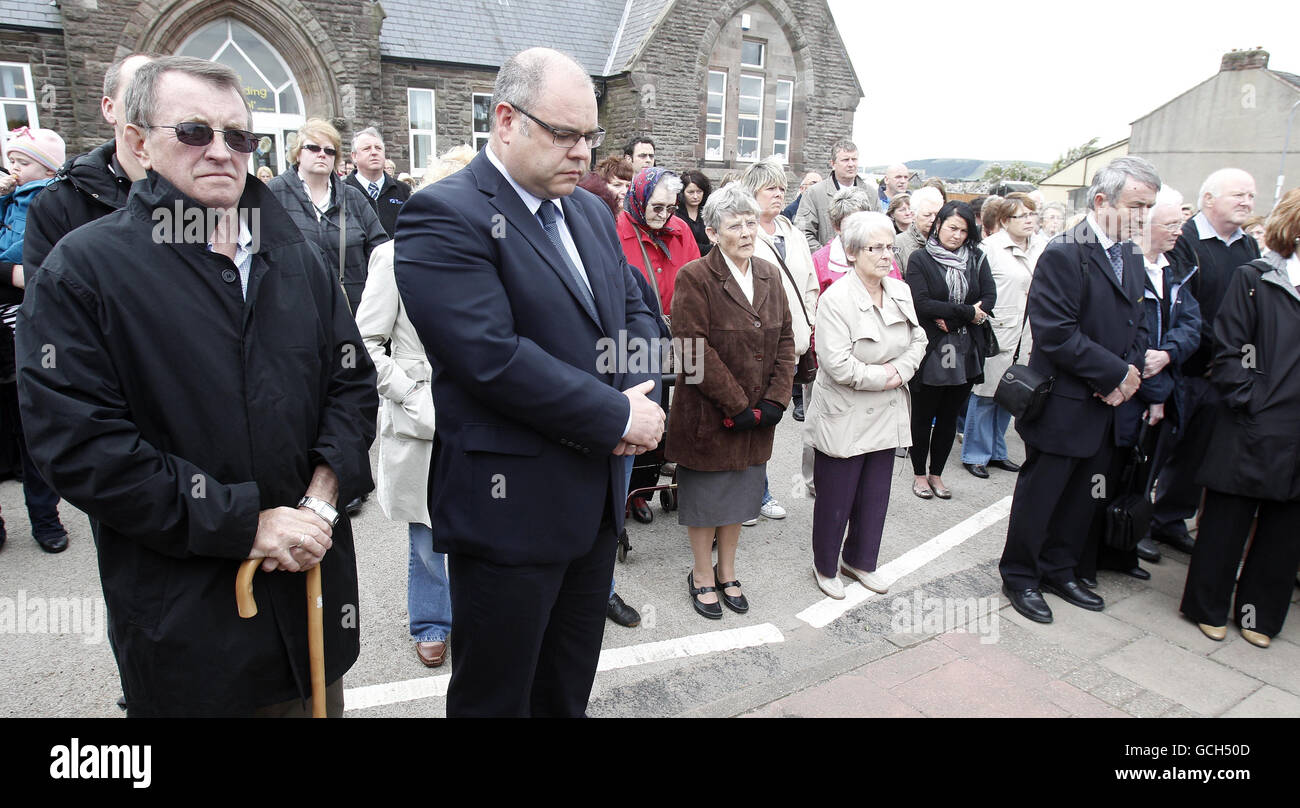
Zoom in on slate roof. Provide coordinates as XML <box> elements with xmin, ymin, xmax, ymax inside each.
<box><xmin>380</xmin><ymin>0</ymin><xmax>672</xmax><ymax>76</ymax></box>
<box><xmin>0</xmin><ymin>0</ymin><xmax>62</xmax><ymax>30</ymax></box>
<box><xmin>1272</xmin><ymin>70</ymin><xmax>1300</xmax><ymax>91</ymax></box>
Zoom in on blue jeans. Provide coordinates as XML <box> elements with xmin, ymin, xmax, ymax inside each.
<box><xmin>961</xmin><ymin>394</ymin><xmax>1013</xmax><ymax>466</ymax></box>
<box><xmin>762</xmin><ymin>474</ymin><xmax>773</xmax><ymax>505</ymax></box>
<box><xmin>408</xmin><ymin>523</ymin><xmax>452</xmax><ymax>643</ymax></box>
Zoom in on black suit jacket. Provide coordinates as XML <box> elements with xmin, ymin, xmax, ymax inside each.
<box><xmin>1016</xmin><ymin>220</ymin><xmax>1147</xmax><ymax>458</ymax></box>
<box><xmin>346</xmin><ymin>171</ymin><xmax>411</xmax><ymax>238</ymax></box>
<box><xmin>394</xmin><ymin>150</ymin><xmax>658</xmax><ymax>565</ymax></box>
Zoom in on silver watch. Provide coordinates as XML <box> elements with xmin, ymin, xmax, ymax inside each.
<box><xmin>297</xmin><ymin>495</ymin><xmax>340</xmax><ymax>527</ymax></box>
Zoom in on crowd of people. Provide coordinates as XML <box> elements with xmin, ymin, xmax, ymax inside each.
<box><xmin>1</xmin><ymin>44</ymin><xmax>1298</xmax><ymax>718</ymax></box>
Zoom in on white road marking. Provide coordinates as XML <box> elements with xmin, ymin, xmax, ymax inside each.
<box><xmin>795</xmin><ymin>496</ymin><xmax>1013</xmax><ymax>628</ymax></box>
<box><xmin>344</xmin><ymin>623</ymin><xmax>785</xmax><ymax>711</ymax></box>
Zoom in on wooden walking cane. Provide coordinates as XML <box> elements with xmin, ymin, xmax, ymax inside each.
<box><xmin>236</xmin><ymin>559</ymin><xmax>327</xmax><ymax>718</ymax></box>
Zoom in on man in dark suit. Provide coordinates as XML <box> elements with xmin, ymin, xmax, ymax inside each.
<box><xmin>999</xmin><ymin>157</ymin><xmax>1159</xmax><ymax>624</ymax></box>
<box><xmin>345</xmin><ymin>127</ymin><xmax>410</xmax><ymax>238</ymax></box>
<box><xmin>394</xmin><ymin>47</ymin><xmax>664</xmax><ymax>717</ymax></box>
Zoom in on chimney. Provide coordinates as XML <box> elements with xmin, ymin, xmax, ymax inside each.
<box><xmin>1220</xmin><ymin>48</ymin><xmax>1269</xmax><ymax>72</ymax></box>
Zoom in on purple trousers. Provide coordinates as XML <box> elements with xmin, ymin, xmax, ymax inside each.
<box><xmin>812</xmin><ymin>448</ymin><xmax>895</xmax><ymax>577</ymax></box>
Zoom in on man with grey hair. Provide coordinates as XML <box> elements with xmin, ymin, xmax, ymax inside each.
<box><xmin>1149</xmin><ymin>168</ymin><xmax>1259</xmax><ymax>554</ymax></box>
<box><xmin>782</xmin><ymin>171</ymin><xmax>823</xmax><ymax>221</ymax></box>
<box><xmin>795</xmin><ymin>139</ymin><xmax>878</xmax><ymax>252</ymax></box>
<box><xmin>998</xmin><ymin>156</ymin><xmax>1159</xmax><ymax>624</ymax></box>
<box><xmin>878</xmin><ymin>163</ymin><xmax>910</xmax><ymax>208</ymax></box>
<box><xmin>17</xmin><ymin>55</ymin><xmax>378</xmax><ymax>716</ymax></box>
<box><xmin>395</xmin><ymin>47</ymin><xmax>662</xmax><ymax>716</ymax></box>
<box><xmin>894</xmin><ymin>185</ymin><xmax>944</xmax><ymax>272</ymax></box>
<box><xmin>344</xmin><ymin>126</ymin><xmax>410</xmax><ymax>237</ymax></box>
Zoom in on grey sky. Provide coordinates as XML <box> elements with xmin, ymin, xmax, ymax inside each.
<box><xmin>829</xmin><ymin>0</ymin><xmax>1299</xmax><ymax>167</ymax></box>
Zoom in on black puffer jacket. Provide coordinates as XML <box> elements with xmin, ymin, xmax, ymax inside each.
<box><xmin>266</xmin><ymin>167</ymin><xmax>388</xmax><ymax>313</ymax></box>
<box><xmin>23</xmin><ymin>139</ymin><xmax>134</xmax><ymax>272</ymax></box>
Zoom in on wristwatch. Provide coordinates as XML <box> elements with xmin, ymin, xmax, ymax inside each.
<box><xmin>297</xmin><ymin>495</ymin><xmax>340</xmax><ymax>527</ymax></box>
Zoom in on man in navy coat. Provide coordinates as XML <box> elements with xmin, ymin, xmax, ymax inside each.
<box><xmin>394</xmin><ymin>47</ymin><xmax>664</xmax><ymax>717</ymax></box>
<box><xmin>999</xmin><ymin>157</ymin><xmax>1159</xmax><ymax>623</ymax></box>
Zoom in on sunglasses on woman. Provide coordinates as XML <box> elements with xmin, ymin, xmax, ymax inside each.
<box><xmin>149</xmin><ymin>122</ymin><xmax>260</xmax><ymax>153</ymax></box>
<box><xmin>301</xmin><ymin>143</ymin><xmax>338</xmax><ymax>157</ymax></box>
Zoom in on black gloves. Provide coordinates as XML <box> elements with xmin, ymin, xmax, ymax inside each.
<box><xmin>756</xmin><ymin>399</ymin><xmax>784</xmax><ymax>427</ymax></box>
<box><xmin>724</xmin><ymin>408</ymin><xmax>760</xmax><ymax>431</ymax></box>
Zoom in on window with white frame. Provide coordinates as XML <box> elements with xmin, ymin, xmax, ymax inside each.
<box><xmin>705</xmin><ymin>71</ymin><xmax>726</xmax><ymax>161</ymax></box>
<box><xmin>0</xmin><ymin>62</ymin><xmax>39</xmax><ymax>160</ymax></box>
<box><xmin>736</xmin><ymin>74</ymin><xmax>763</xmax><ymax>162</ymax></box>
<box><xmin>408</xmin><ymin>88</ymin><xmax>436</xmax><ymax>175</ymax></box>
<box><xmin>741</xmin><ymin>40</ymin><xmax>765</xmax><ymax>69</ymax></box>
<box><xmin>772</xmin><ymin>80</ymin><xmax>793</xmax><ymax>161</ymax></box>
<box><xmin>472</xmin><ymin>93</ymin><xmax>492</xmax><ymax>152</ymax></box>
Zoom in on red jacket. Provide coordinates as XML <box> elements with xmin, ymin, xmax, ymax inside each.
<box><xmin>616</xmin><ymin>211</ymin><xmax>700</xmax><ymax>314</ymax></box>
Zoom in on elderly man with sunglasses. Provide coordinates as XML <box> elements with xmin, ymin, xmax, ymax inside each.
<box><xmin>15</xmin><ymin>56</ymin><xmax>378</xmax><ymax>717</ymax></box>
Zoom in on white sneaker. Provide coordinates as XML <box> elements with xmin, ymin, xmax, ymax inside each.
<box><xmin>840</xmin><ymin>561</ymin><xmax>889</xmax><ymax>594</ymax></box>
<box><xmin>760</xmin><ymin>499</ymin><xmax>787</xmax><ymax>519</ymax></box>
<box><xmin>814</xmin><ymin>566</ymin><xmax>845</xmax><ymax>599</ymax></box>
<box><xmin>741</xmin><ymin>517</ymin><xmax>759</xmax><ymax>526</ymax></box>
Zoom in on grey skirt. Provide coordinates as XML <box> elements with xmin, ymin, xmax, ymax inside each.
<box><xmin>676</xmin><ymin>463</ymin><xmax>766</xmax><ymax>527</ymax></box>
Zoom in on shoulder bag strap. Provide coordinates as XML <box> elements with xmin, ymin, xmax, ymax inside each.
<box><xmin>338</xmin><ymin>186</ymin><xmax>347</xmax><ymax>285</ymax></box>
<box><xmin>766</xmin><ymin>241</ymin><xmax>812</xmax><ymax>329</ymax></box>
<box><xmin>635</xmin><ymin>233</ymin><xmax>666</xmax><ymax>315</ymax></box>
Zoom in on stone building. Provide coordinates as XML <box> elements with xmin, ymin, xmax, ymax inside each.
<box><xmin>1</xmin><ymin>0</ymin><xmax>860</xmax><ymax>184</ymax></box>
<box><xmin>1130</xmin><ymin>48</ymin><xmax>1300</xmax><ymax>215</ymax></box>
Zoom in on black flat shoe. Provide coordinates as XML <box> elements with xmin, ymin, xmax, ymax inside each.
<box><xmin>715</xmin><ymin>564</ymin><xmax>749</xmax><ymax>614</ymax></box>
<box><xmin>1152</xmin><ymin>526</ymin><xmax>1195</xmax><ymax>554</ymax></box>
<box><xmin>630</xmin><ymin>496</ymin><xmax>653</xmax><ymax>524</ymax></box>
<box><xmin>792</xmin><ymin>404</ymin><xmax>805</xmax><ymax>421</ymax></box>
<box><xmin>607</xmin><ymin>593</ymin><xmax>641</xmax><ymax>627</ymax></box>
<box><xmin>1104</xmin><ymin>565</ymin><xmax>1150</xmax><ymax>581</ymax></box>
<box><xmin>688</xmin><ymin>572</ymin><xmax>722</xmax><ymax>619</ymax></box>
<box><xmin>1002</xmin><ymin>584</ymin><xmax>1052</xmax><ymax>623</ymax></box>
<box><xmin>345</xmin><ymin>496</ymin><xmax>365</xmax><ymax>516</ymax></box>
<box><xmin>987</xmin><ymin>459</ymin><xmax>1021</xmax><ymax>472</ymax></box>
<box><xmin>1041</xmin><ymin>578</ymin><xmax>1105</xmax><ymax>611</ymax></box>
<box><xmin>1079</xmin><ymin>576</ymin><xmax>1098</xmax><ymax>589</ymax></box>
<box><xmin>963</xmin><ymin>463</ymin><xmax>989</xmax><ymax>479</ymax></box>
<box><xmin>1135</xmin><ymin>536</ymin><xmax>1161</xmax><ymax>563</ymax></box>
<box><xmin>35</xmin><ymin>531</ymin><xmax>69</xmax><ymax>554</ymax></box>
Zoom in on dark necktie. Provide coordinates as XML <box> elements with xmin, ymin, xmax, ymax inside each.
<box><xmin>772</xmin><ymin>233</ymin><xmax>786</xmax><ymax>261</ymax></box>
<box><xmin>536</xmin><ymin>202</ymin><xmax>598</xmax><ymax>321</ymax></box>
<box><xmin>367</xmin><ymin>181</ymin><xmax>380</xmax><ymax>200</ymax></box>
<box><xmin>1106</xmin><ymin>243</ymin><xmax>1124</xmax><ymax>285</ymax></box>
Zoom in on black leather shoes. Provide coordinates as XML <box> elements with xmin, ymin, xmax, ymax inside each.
<box><xmin>987</xmin><ymin>459</ymin><xmax>1021</xmax><ymax>472</ymax></box>
<box><xmin>1079</xmin><ymin>576</ymin><xmax>1098</xmax><ymax>589</ymax></box>
<box><xmin>1041</xmin><ymin>578</ymin><xmax>1105</xmax><ymax>611</ymax></box>
<box><xmin>1152</xmin><ymin>525</ymin><xmax>1195</xmax><ymax>554</ymax></box>
<box><xmin>715</xmin><ymin>565</ymin><xmax>749</xmax><ymax>614</ymax></box>
<box><xmin>630</xmin><ymin>496</ymin><xmax>653</xmax><ymax>524</ymax></box>
<box><xmin>1135</xmin><ymin>536</ymin><xmax>1161</xmax><ymax>563</ymax></box>
<box><xmin>1003</xmin><ymin>584</ymin><xmax>1052</xmax><ymax>623</ymax></box>
<box><xmin>35</xmin><ymin>530</ymin><xmax>69</xmax><ymax>554</ymax></box>
<box><xmin>963</xmin><ymin>463</ymin><xmax>989</xmax><ymax>479</ymax></box>
<box><xmin>607</xmin><ymin>593</ymin><xmax>641</xmax><ymax>627</ymax></box>
<box><xmin>792</xmin><ymin>403</ymin><xmax>805</xmax><ymax>421</ymax></box>
<box><xmin>345</xmin><ymin>495</ymin><xmax>365</xmax><ymax>516</ymax></box>
<box><xmin>1101</xmin><ymin>565</ymin><xmax>1151</xmax><ymax>581</ymax></box>
<box><xmin>688</xmin><ymin>572</ymin><xmax>722</xmax><ymax>619</ymax></box>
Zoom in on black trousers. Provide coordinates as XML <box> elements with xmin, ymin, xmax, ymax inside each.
<box><xmin>910</xmin><ymin>381</ymin><xmax>974</xmax><ymax>476</ymax></box>
<box><xmin>1151</xmin><ymin>377</ymin><xmax>1217</xmax><ymax>533</ymax></box>
<box><xmin>1000</xmin><ymin>432</ymin><xmax>1115</xmax><ymax>590</ymax></box>
<box><xmin>1180</xmin><ymin>491</ymin><xmax>1300</xmax><ymax>637</ymax></box>
<box><xmin>445</xmin><ymin>516</ymin><xmax>617</xmax><ymax>717</ymax></box>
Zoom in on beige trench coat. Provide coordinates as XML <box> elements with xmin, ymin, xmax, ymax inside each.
<box><xmin>806</xmin><ymin>273</ymin><xmax>928</xmax><ymax>458</ymax></box>
<box><xmin>354</xmin><ymin>240</ymin><xmax>435</xmax><ymax>526</ymax></box>
<box><xmin>971</xmin><ymin>230</ymin><xmax>1042</xmax><ymax>397</ymax></box>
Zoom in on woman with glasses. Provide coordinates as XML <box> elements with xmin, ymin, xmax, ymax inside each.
<box><xmin>617</xmin><ymin>167</ymin><xmax>700</xmax><ymax>318</ymax></box>
<box><xmin>905</xmin><ymin>201</ymin><xmax>996</xmax><ymax>500</ymax></box>
<box><xmin>806</xmin><ymin>212</ymin><xmax>927</xmax><ymax>598</ymax></box>
<box><xmin>962</xmin><ymin>192</ymin><xmax>1042</xmax><ymax>479</ymax></box>
<box><xmin>266</xmin><ymin>118</ymin><xmax>388</xmax><ymax>314</ymax></box>
<box><xmin>664</xmin><ymin>185</ymin><xmax>796</xmax><ymax>618</ymax></box>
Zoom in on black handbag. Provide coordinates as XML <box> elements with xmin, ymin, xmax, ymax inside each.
<box><xmin>979</xmin><ymin>319</ymin><xmax>999</xmax><ymax>358</ymax></box>
<box><xmin>1104</xmin><ymin>424</ymin><xmax>1156</xmax><ymax>552</ymax></box>
<box><xmin>994</xmin><ymin>308</ymin><xmax>1052</xmax><ymax>421</ymax></box>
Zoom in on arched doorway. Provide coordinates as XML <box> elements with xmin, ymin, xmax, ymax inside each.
<box><xmin>177</xmin><ymin>18</ymin><xmax>306</xmax><ymax>176</ymax></box>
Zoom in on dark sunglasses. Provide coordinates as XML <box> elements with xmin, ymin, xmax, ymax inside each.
<box><xmin>149</xmin><ymin>122</ymin><xmax>260</xmax><ymax>153</ymax></box>
<box><xmin>301</xmin><ymin>142</ymin><xmax>338</xmax><ymax>157</ymax></box>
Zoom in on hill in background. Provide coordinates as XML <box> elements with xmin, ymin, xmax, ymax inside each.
<box><xmin>865</xmin><ymin>158</ymin><xmax>1051</xmax><ymax>181</ymax></box>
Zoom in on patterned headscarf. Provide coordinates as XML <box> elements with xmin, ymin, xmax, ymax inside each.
<box><xmin>624</xmin><ymin>166</ymin><xmax>680</xmax><ymax>260</ymax></box>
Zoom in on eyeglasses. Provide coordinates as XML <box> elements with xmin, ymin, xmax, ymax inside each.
<box><xmin>649</xmin><ymin>203</ymin><xmax>677</xmax><ymax>216</ymax></box>
<box><xmin>149</xmin><ymin>122</ymin><xmax>259</xmax><ymax>153</ymax></box>
<box><xmin>722</xmin><ymin>220</ymin><xmax>758</xmax><ymax>234</ymax></box>
<box><xmin>862</xmin><ymin>244</ymin><xmax>893</xmax><ymax>256</ymax></box>
<box><xmin>511</xmin><ymin>104</ymin><xmax>606</xmax><ymax>149</ymax></box>
<box><xmin>301</xmin><ymin>143</ymin><xmax>339</xmax><ymax>157</ymax></box>
<box><xmin>1008</xmin><ymin>213</ymin><xmax>1036</xmax><ymax>221</ymax></box>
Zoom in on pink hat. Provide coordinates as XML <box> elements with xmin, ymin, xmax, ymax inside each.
<box><xmin>5</xmin><ymin>126</ymin><xmax>66</xmax><ymax>173</ymax></box>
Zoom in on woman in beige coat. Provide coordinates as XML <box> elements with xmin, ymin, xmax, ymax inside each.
<box><xmin>806</xmin><ymin>212</ymin><xmax>927</xmax><ymax>599</ymax></box>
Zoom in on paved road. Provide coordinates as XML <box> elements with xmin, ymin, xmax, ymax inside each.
<box><xmin>2</xmin><ymin>416</ymin><xmax>1296</xmax><ymax>718</ymax></box>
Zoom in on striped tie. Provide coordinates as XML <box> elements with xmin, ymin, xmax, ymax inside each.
<box><xmin>536</xmin><ymin>202</ymin><xmax>598</xmax><ymax>321</ymax></box>
<box><xmin>367</xmin><ymin>181</ymin><xmax>379</xmax><ymax>200</ymax></box>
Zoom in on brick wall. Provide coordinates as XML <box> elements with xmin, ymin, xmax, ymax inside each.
<box><xmin>0</xmin><ymin>27</ymin><xmax>80</xmax><ymax>151</ymax></box>
<box><xmin>378</xmin><ymin>59</ymin><xmax>496</xmax><ymax>173</ymax></box>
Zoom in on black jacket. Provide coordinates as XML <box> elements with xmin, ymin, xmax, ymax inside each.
<box><xmin>22</xmin><ymin>139</ymin><xmax>134</xmax><ymax>273</ymax></box>
<box><xmin>906</xmin><ymin>245</ymin><xmax>997</xmax><ymax>385</ymax></box>
<box><xmin>1171</xmin><ymin>215</ymin><xmax>1260</xmax><ymax>378</ymax></box>
<box><xmin>1015</xmin><ymin>220</ymin><xmax>1148</xmax><ymax>457</ymax></box>
<box><xmin>1198</xmin><ymin>254</ymin><xmax>1300</xmax><ymax>501</ymax></box>
<box><xmin>266</xmin><ymin>167</ymin><xmax>388</xmax><ymax>313</ymax></box>
<box><xmin>15</xmin><ymin>171</ymin><xmax>378</xmax><ymax>715</ymax></box>
<box><xmin>344</xmin><ymin>170</ymin><xmax>411</xmax><ymax>238</ymax></box>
